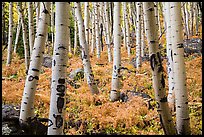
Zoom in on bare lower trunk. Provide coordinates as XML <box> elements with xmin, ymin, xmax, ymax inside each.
<box><xmin>28</xmin><ymin>2</ymin><xmax>35</xmax><ymax>56</ymax></box>
<box><xmin>170</xmin><ymin>2</ymin><xmax>190</xmax><ymax>135</ymax></box>
<box><xmin>110</xmin><ymin>2</ymin><xmax>121</xmax><ymax>102</ymax></box>
<box><xmin>143</xmin><ymin>2</ymin><xmax>177</xmax><ymax>135</ymax></box>
<box><xmin>19</xmin><ymin>2</ymin><xmax>50</xmax><ymax>125</ymax></box>
<box><xmin>47</xmin><ymin>2</ymin><xmax>68</xmax><ymax>135</ymax></box>
<box><xmin>75</xmin><ymin>2</ymin><xmax>99</xmax><ymax>95</ymax></box>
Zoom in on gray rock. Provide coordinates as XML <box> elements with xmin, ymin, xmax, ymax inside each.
<box><xmin>183</xmin><ymin>38</ymin><xmax>202</xmax><ymax>56</ymax></box>
<box><xmin>42</xmin><ymin>55</ymin><xmax>52</xmax><ymax>68</ymax></box>
<box><xmin>69</xmin><ymin>68</ymin><xmax>84</xmax><ymax>81</ymax></box>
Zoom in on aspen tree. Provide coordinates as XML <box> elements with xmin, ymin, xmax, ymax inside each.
<box><xmin>110</xmin><ymin>2</ymin><xmax>121</xmax><ymax>102</ymax></box>
<box><xmin>164</xmin><ymin>3</ymin><xmax>175</xmax><ymax>112</ymax></box>
<box><xmin>18</xmin><ymin>2</ymin><xmax>30</xmax><ymax>71</ymax></box>
<box><xmin>104</xmin><ymin>2</ymin><xmax>112</xmax><ymax>62</ymax></box>
<box><xmin>2</xmin><ymin>2</ymin><xmax>5</xmax><ymax>45</ymax></box>
<box><xmin>47</xmin><ymin>2</ymin><xmax>69</xmax><ymax>135</ymax></box>
<box><xmin>51</xmin><ymin>2</ymin><xmax>54</xmax><ymax>53</ymax></box>
<box><xmin>84</xmin><ymin>2</ymin><xmax>89</xmax><ymax>48</ymax></box>
<box><xmin>123</xmin><ymin>2</ymin><xmax>131</xmax><ymax>57</ymax></box>
<box><xmin>182</xmin><ymin>2</ymin><xmax>188</xmax><ymax>39</ymax></box>
<box><xmin>28</xmin><ymin>2</ymin><xmax>35</xmax><ymax>56</ymax></box>
<box><xmin>6</xmin><ymin>2</ymin><xmax>13</xmax><ymax>66</ymax></box>
<box><xmin>73</xmin><ymin>9</ymin><xmax>78</xmax><ymax>55</ymax></box>
<box><xmin>94</xmin><ymin>3</ymin><xmax>101</xmax><ymax>58</ymax></box>
<box><xmin>91</xmin><ymin>10</ymin><xmax>96</xmax><ymax>54</ymax></box>
<box><xmin>19</xmin><ymin>2</ymin><xmax>50</xmax><ymax>125</ymax></box>
<box><xmin>75</xmin><ymin>2</ymin><xmax>99</xmax><ymax>95</ymax></box>
<box><xmin>170</xmin><ymin>2</ymin><xmax>190</xmax><ymax>135</ymax></box>
<box><xmin>141</xmin><ymin>3</ymin><xmax>145</xmax><ymax>58</ymax></box>
<box><xmin>184</xmin><ymin>3</ymin><xmax>190</xmax><ymax>39</ymax></box>
<box><xmin>136</xmin><ymin>2</ymin><xmax>142</xmax><ymax>68</ymax></box>
<box><xmin>143</xmin><ymin>2</ymin><xmax>177</xmax><ymax>135</ymax></box>
<box><xmin>35</xmin><ymin>2</ymin><xmax>40</xmax><ymax>31</ymax></box>
<box><xmin>14</xmin><ymin>15</ymin><xmax>21</xmax><ymax>53</ymax></box>
<box><xmin>122</xmin><ymin>3</ymin><xmax>126</xmax><ymax>50</ymax></box>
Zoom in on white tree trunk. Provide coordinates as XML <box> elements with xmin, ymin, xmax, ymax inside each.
<box><xmin>143</xmin><ymin>2</ymin><xmax>177</xmax><ymax>135</ymax></box>
<box><xmin>94</xmin><ymin>3</ymin><xmax>101</xmax><ymax>58</ymax></box>
<box><xmin>84</xmin><ymin>2</ymin><xmax>89</xmax><ymax>49</ymax></box>
<box><xmin>14</xmin><ymin>14</ymin><xmax>22</xmax><ymax>54</ymax></box>
<box><xmin>141</xmin><ymin>3</ymin><xmax>145</xmax><ymax>57</ymax></box>
<box><xmin>51</xmin><ymin>2</ymin><xmax>54</xmax><ymax>52</ymax></box>
<box><xmin>184</xmin><ymin>3</ymin><xmax>190</xmax><ymax>39</ymax></box>
<box><xmin>91</xmin><ymin>10</ymin><xmax>96</xmax><ymax>54</ymax></box>
<box><xmin>35</xmin><ymin>2</ymin><xmax>40</xmax><ymax>32</ymax></box>
<box><xmin>67</xmin><ymin>3</ymin><xmax>72</xmax><ymax>54</ymax></box>
<box><xmin>47</xmin><ymin>2</ymin><xmax>68</xmax><ymax>135</ymax></box>
<box><xmin>110</xmin><ymin>2</ymin><xmax>121</xmax><ymax>102</ymax></box>
<box><xmin>170</xmin><ymin>2</ymin><xmax>190</xmax><ymax>135</ymax></box>
<box><xmin>19</xmin><ymin>2</ymin><xmax>50</xmax><ymax>125</ymax></box>
<box><xmin>28</xmin><ymin>2</ymin><xmax>35</xmax><ymax>56</ymax></box>
<box><xmin>73</xmin><ymin>9</ymin><xmax>78</xmax><ymax>55</ymax></box>
<box><xmin>6</xmin><ymin>2</ymin><xmax>13</xmax><ymax>66</ymax></box>
<box><xmin>164</xmin><ymin>3</ymin><xmax>175</xmax><ymax>112</ymax></box>
<box><xmin>104</xmin><ymin>2</ymin><xmax>112</xmax><ymax>62</ymax></box>
<box><xmin>18</xmin><ymin>2</ymin><xmax>30</xmax><ymax>71</ymax></box>
<box><xmin>136</xmin><ymin>2</ymin><xmax>142</xmax><ymax>68</ymax></box>
<box><xmin>123</xmin><ymin>2</ymin><xmax>131</xmax><ymax>57</ymax></box>
<box><xmin>75</xmin><ymin>2</ymin><xmax>99</xmax><ymax>95</ymax></box>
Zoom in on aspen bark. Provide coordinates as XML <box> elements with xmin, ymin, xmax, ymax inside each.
<box><xmin>75</xmin><ymin>2</ymin><xmax>99</xmax><ymax>95</ymax></box>
<box><xmin>14</xmin><ymin>15</ymin><xmax>22</xmax><ymax>54</ymax></box>
<box><xmin>136</xmin><ymin>2</ymin><xmax>142</xmax><ymax>68</ymax></box>
<box><xmin>141</xmin><ymin>3</ymin><xmax>145</xmax><ymax>58</ymax></box>
<box><xmin>18</xmin><ymin>2</ymin><xmax>30</xmax><ymax>71</ymax></box>
<box><xmin>170</xmin><ymin>2</ymin><xmax>190</xmax><ymax>135</ymax></box>
<box><xmin>19</xmin><ymin>2</ymin><xmax>50</xmax><ymax>125</ymax></box>
<box><xmin>91</xmin><ymin>10</ymin><xmax>96</xmax><ymax>54</ymax></box>
<box><xmin>143</xmin><ymin>2</ymin><xmax>177</xmax><ymax>135</ymax></box>
<box><xmin>51</xmin><ymin>2</ymin><xmax>54</xmax><ymax>52</ymax></box>
<box><xmin>35</xmin><ymin>2</ymin><xmax>40</xmax><ymax>32</ymax></box>
<box><xmin>110</xmin><ymin>2</ymin><xmax>121</xmax><ymax>102</ymax></box>
<box><xmin>6</xmin><ymin>2</ymin><xmax>13</xmax><ymax>66</ymax></box>
<box><xmin>28</xmin><ymin>2</ymin><xmax>35</xmax><ymax>56</ymax></box>
<box><xmin>94</xmin><ymin>3</ymin><xmax>101</xmax><ymax>58</ymax></box>
<box><xmin>67</xmin><ymin>3</ymin><xmax>72</xmax><ymax>54</ymax></box>
<box><xmin>123</xmin><ymin>2</ymin><xmax>131</xmax><ymax>57</ymax></box>
<box><xmin>164</xmin><ymin>3</ymin><xmax>175</xmax><ymax>112</ymax></box>
<box><xmin>104</xmin><ymin>2</ymin><xmax>112</xmax><ymax>62</ymax></box>
<box><xmin>73</xmin><ymin>10</ymin><xmax>78</xmax><ymax>55</ymax></box>
<box><xmin>84</xmin><ymin>2</ymin><xmax>89</xmax><ymax>48</ymax></box>
<box><xmin>47</xmin><ymin>2</ymin><xmax>68</xmax><ymax>135</ymax></box>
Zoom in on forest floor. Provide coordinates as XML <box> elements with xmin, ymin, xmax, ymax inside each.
<box><xmin>2</xmin><ymin>39</ymin><xmax>202</xmax><ymax>135</ymax></box>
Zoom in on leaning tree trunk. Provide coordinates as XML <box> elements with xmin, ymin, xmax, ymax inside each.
<box><xmin>18</xmin><ymin>2</ymin><xmax>30</xmax><ymax>71</ymax></box>
<box><xmin>28</xmin><ymin>2</ymin><xmax>35</xmax><ymax>56</ymax></box>
<box><xmin>164</xmin><ymin>2</ymin><xmax>175</xmax><ymax>113</ymax></box>
<box><xmin>170</xmin><ymin>2</ymin><xmax>190</xmax><ymax>135</ymax></box>
<box><xmin>75</xmin><ymin>2</ymin><xmax>99</xmax><ymax>95</ymax></box>
<box><xmin>6</xmin><ymin>2</ymin><xmax>13</xmax><ymax>66</ymax></box>
<box><xmin>136</xmin><ymin>2</ymin><xmax>142</xmax><ymax>68</ymax></box>
<box><xmin>110</xmin><ymin>2</ymin><xmax>121</xmax><ymax>102</ymax></box>
<box><xmin>143</xmin><ymin>2</ymin><xmax>177</xmax><ymax>135</ymax></box>
<box><xmin>14</xmin><ymin>14</ymin><xmax>22</xmax><ymax>54</ymax></box>
<box><xmin>47</xmin><ymin>2</ymin><xmax>69</xmax><ymax>135</ymax></box>
<box><xmin>123</xmin><ymin>2</ymin><xmax>131</xmax><ymax>57</ymax></box>
<box><xmin>19</xmin><ymin>2</ymin><xmax>50</xmax><ymax>126</ymax></box>
<box><xmin>104</xmin><ymin>2</ymin><xmax>112</xmax><ymax>62</ymax></box>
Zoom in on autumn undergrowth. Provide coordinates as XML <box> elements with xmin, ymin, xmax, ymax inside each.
<box><xmin>2</xmin><ymin>43</ymin><xmax>202</xmax><ymax>135</ymax></box>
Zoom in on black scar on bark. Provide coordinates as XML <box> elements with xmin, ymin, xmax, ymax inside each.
<box><xmin>58</xmin><ymin>78</ymin><xmax>65</xmax><ymax>84</ymax></box>
<box><xmin>28</xmin><ymin>75</ymin><xmax>39</xmax><ymax>81</ymax></box>
<box><xmin>57</xmin><ymin>97</ymin><xmax>64</xmax><ymax>113</ymax></box>
<box><xmin>159</xmin><ymin>114</ymin><xmax>167</xmax><ymax>135</ymax></box>
<box><xmin>32</xmin><ymin>68</ymin><xmax>39</xmax><ymax>72</ymax></box>
<box><xmin>177</xmin><ymin>43</ymin><xmax>184</xmax><ymax>48</ymax></box>
<box><xmin>38</xmin><ymin>34</ymin><xmax>44</xmax><ymax>37</ymax></box>
<box><xmin>57</xmin><ymin>92</ymin><xmax>65</xmax><ymax>97</ymax></box>
<box><xmin>53</xmin><ymin>60</ymin><xmax>56</xmax><ymax>66</ymax></box>
<box><xmin>171</xmin><ymin>50</ymin><xmax>173</xmax><ymax>61</ymax></box>
<box><xmin>150</xmin><ymin>54</ymin><xmax>156</xmax><ymax>71</ymax></box>
<box><xmin>160</xmin><ymin>96</ymin><xmax>167</xmax><ymax>102</ymax></box>
<box><xmin>56</xmin><ymin>85</ymin><xmax>65</xmax><ymax>93</ymax></box>
<box><xmin>56</xmin><ymin>53</ymin><xmax>60</xmax><ymax>55</ymax></box>
<box><xmin>58</xmin><ymin>46</ymin><xmax>66</xmax><ymax>50</ymax></box>
<box><xmin>53</xmin><ymin>114</ymin><xmax>63</xmax><ymax>128</ymax></box>
<box><xmin>161</xmin><ymin>74</ymin><xmax>165</xmax><ymax>88</ymax></box>
<box><xmin>35</xmin><ymin>55</ymin><xmax>40</xmax><ymax>58</ymax></box>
